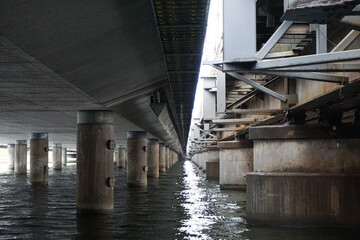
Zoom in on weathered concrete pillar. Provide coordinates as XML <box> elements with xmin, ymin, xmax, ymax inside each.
<box><xmin>62</xmin><ymin>147</ymin><xmax>67</xmax><ymax>166</ymax></box>
<box><xmin>168</xmin><ymin>149</ymin><xmax>172</xmax><ymax>168</ymax></box>
<box><xmin>125</xmin><ymin>148</ymin><xmax>128</xmax><ymax>166</ymax></box>
<box><xmin>197</xmin><ymin>151</ymin><xmax>203</xmax><ymax>169</ymax></box>
<box><xmin>15</xmin><ymin>140</ymin><xmax>27</xmax><ymax>174</ymax></box>
<box><xmin>127</xmin><ymin>131</ymin><xmax>147</xmax><ymax>187</ymax></box>
<box><xmin>200</xmin><ymin>151</ymin><xmax>208</xmax><ymax>171</ymax></box>
<box><xmin>77</xmin><ymin>110</ymin><xmax>115</xmax><ymax>214</ymax></box>
<box><xmin>219</xmin><ymin>141</ymin><xmax>253</xmax><ymax>190</ymax></box>
<box><xmin>247</xmin><ymin>124</ymin><xmax>360</xmax><ymax>228</ymax></box>
<box><xmin>165</xmin><ymin>147</ymin><xmax>170</xmax><ymax>169</ymax></box>
<box><xmin>175</xmin><ymin>152</ymin><xmax>179</xmax><ymax>164</ymax></box>
<box><xmin>117</xmin><ymin>145</ymin><xmax>126</xmax><ymax>168</ymax></box>
<box><xmin>7</xmin><ymin>144</ymin><xmax>15</xmax><ymax>170</ymax></box>
<box><xmin>52</xmin><ymin>143</ymin><xmax>62</xmax><ymax>170</ymax></box>
<box><xmin>206</xmin><ymin>146</ymin><xmax>219</xmax><ymax>179</ymax></box>
<box><xmin>191</xmin><ymin>153</ymin><xmax>199</xmax><ymax>166</ymax></box>
<box><xmin>159</xmin><ymin>143</ymin><xmax>166</xmax><ymax>172</ymax></box>
<box><xmin>147</xmin><ymin>139</ymin><xmax>159</xmax><ymax>178</ymax></box>
<box><xmin>30</xmin><ymin>133</ymin><xmax>49</xmax><ymax>183</ymax></box>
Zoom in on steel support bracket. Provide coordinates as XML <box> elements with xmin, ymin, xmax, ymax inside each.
<box><xmin>227</xmin><ymin>72</ymin><xmax>288</xmax><ymax>102</ymax></box>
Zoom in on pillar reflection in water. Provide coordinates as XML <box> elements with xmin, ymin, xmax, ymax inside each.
<box><xmin>76</xmin><ymin>214</ymin><xmax>115</xmax><ymax>240</ymax></box>
<box><xmin>29</xmin><ymin>184</ymin><xmax>48</xmax><ymax>239</ymax></box>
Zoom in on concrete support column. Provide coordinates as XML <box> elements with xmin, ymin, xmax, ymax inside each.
<box><xmin>219</xmin><ymin>141</ymin><xmax>253</xmax><ymax>190</ymax></box>
<box><xmin>7</xmin><ymin>144</ymin><xmax>15</xmax><ymax>170</ymax></box>
<box><xmin>147</xmin><ymin>139</ymin><xmax>159</xmax><ymax>178</ymax></box>
<box><xmin>169</xmin><ymin>149</ymin><xmax>173</xmax><ymax>168</ymax></box>
<box><xmin>30</xmin><ymin>133</ymin><xmax>49</xmax><ymax>183</ymax></box>
<box><xmin>127</xmin><ymin>131</ymin><xmax>147</xmax><ymax>187</ymax></box>
<box><xmin>247</xmin><ymin>124</ymin><xmax>360</xmax><ymax>228</ymax></box>
<box><xmin>159</xmin><ymin>143</ymin><xmax>166</xmax><ymax>172</ymax></box>
<box><xmin>200</xmin><ymin>151</ymin><xmax>208</xmax><ymax>171</ymax></box>
<box><xmin>165</xmin><ymin>147</ymin><xmax>170</xmax><ymax>169</ymax></box>
<box><xmin>191</xmin><ymin>153</ymin><xmax>199</xmax><ymax>166</ymax></box>
<box><xmin>77</xmin><ymin>110</ymin><xmax>115</xmax><ymax>214</ymax></box>
<box><xmin>117</xmin><ymin>145</ymin><xmax>126</xmax><ymax>168</ymax></box>
<box><xmin>15</xmin><ymin>140</ymin><xmax>27</xmax><ymax>174</ymax></box>
<box><xmin>206</xmin><ymin>146</ymin><xmax>219</xmax><ymax>179</ymax></box>
<box><xmin>175</xmin><ymin>153</ymin><xmax>179</xmax><ymax>164</ymax></box>
<box><xmin>62</xmin><ymin>147</ymin><xmax>67</xmax><ymax>166</ymax></box>
<box><xmin>52</xmin><ymin>143</ymin><xmax>62</xmax><ymax>170</ymax></box>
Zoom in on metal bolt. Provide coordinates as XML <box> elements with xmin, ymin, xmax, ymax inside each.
<box><xmin>107</xmin><ymin>177</ymin><xmax>115</xmax><ymax>188</ymax></box>
<box><xmin>107</xmin><ymin>140</ymin><xmax>116</xmax><ymax>150</ymax></box>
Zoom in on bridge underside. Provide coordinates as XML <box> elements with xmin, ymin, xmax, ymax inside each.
<box><xmin>0</xmin><ymin>0</ymin><xmax>209</xmax><ymax>151</ymax></box>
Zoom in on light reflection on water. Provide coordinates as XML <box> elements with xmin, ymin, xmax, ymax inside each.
<box><xmin>178</xmin><ymin>161</ymin><xmax>247</xmax><ymax>239</ymax></box>
<box><xmin>0</xmin><ymin>160</ymin><xmax>358</xmax><ymax>239</ymax></box>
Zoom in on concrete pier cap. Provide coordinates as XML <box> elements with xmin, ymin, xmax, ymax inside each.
<box><xmin>31</xmin><ymin>133</ymin><xmax>48</xmax><ymax>140</ymax></box>
<box><xmin>77</xmin><ymin>110</ymin><xmax>113</xmax><ymax>124</ymax></box>
<box><xmin>247</xmin><ymin>123</ymin><xmax>360</xmax><ymax>228</ymax></box>
<box><xmin>127</xmin><ymin>131</ymin><xmax>147</xmax><ymax>139</ymax></box>
<box><xmin>16</xmin><ymin>140</ymin><xmax>27</xmax><ymax>145</ymax></box>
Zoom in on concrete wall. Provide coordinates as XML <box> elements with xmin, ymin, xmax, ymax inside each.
<box><xmin>219</xmin><ymin>141</ymin><xmax>253</xmax><ymax>189</ymax></box>
<box><xmin>254</xmin><ymin>139</ymin><xmax>360</xmax><ymax>173</ymax></box>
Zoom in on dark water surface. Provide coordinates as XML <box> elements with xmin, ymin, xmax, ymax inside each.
<box><xmin>0</xmin><ymin>161</ymin><xmax>358</xmax><ymax>239</ymax></box>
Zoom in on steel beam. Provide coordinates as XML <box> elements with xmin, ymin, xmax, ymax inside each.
<box><xmin>316</xmin><ymin>24</ymin><xmax>327</xmax><ymax>54</ymax></box>
<box><xmin>227</xmin><ymin>109</ymin><xmax>281</xmax><ymax>115</ymax></box>
<box><xmin>332</xmin><ymin>30</ymin><xmax>360</xmax><ymax>52</ymax></box>
<box><xmin>266</xmin><ymin>51</ymin><xmax>298</xmax><ymax>59</ymax></box>
<box><xmin>260</xmin><ymin>71</ymin><xmax>349</xmax><ymax>83</ymax></box>
<box><xmin>223</xmin><ymin>0</ymin><xmax>256</xmax><ymax>61</ymax></box>
<box><xmin>228</xmin><ymin>72</ymin><xmax>288</xmax><ymax>102</ymax></box>
<box><xmin>259</xmin><ymin>63</ymin><xmax>360</xmax><ymax>72</ymax></box>
<box><xmin>212</xmin><ymin>118</ymin><xmax>256</xmax><ymax>124</ymax></box>
<box><xmin>216</xmin><ymin>71</ymin><xmax>226</xmax><ymax>113</ymax></box>
<box><xmin>256</xmin><ymin>21</ymin><xmax>294</xmax><ymax>60</ymax></box>
<box><xmin>253</xmin><ymin>49</ymin><xmax>360</xmax><ymax>70</ymax></box>
<box><xmin>210</xmin><ymin>127</ymin><xmax>244</xmax><ymax>132</ymax></box>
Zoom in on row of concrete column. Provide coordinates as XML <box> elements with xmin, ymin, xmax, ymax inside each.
<box><xmin>76</xmin><ymin>110</ymin><xmax>180</xmax><ymax>214</ymax></box>
<box><xmin>191</xmin><ymin>124</ymin><xmax>360</xmax><ymax>228</ymax></box>
<box><xmin>7</xmin><ymin>134</ymin><xmax>67</xmax><ymax>184</ymax></box>
<box><xmin>115</xmin><ymin>137</ymin><xmax>178</xmax><ymax>179</ymax></box>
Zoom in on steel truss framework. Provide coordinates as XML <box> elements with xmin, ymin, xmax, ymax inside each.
<box><xmin>190</xmin><ymin>0</ymin><xmax>360</xmax><ymax>153</ymax></box>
